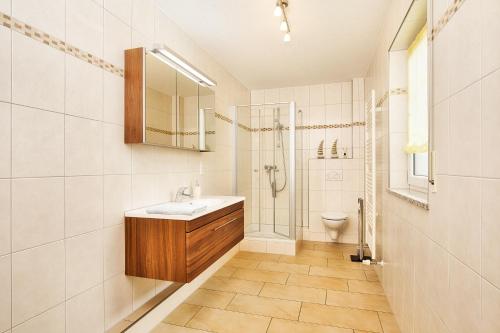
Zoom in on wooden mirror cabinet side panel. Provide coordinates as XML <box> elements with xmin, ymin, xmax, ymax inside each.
<box><xmin>124</xmin><ymin>47</ymin><xmax>145</xmax><ymax>144</ymax></box>
<box><xmin>125</xmin><ymin>201</ymin><xmax>244</xmax><ymax>283</ymax></box>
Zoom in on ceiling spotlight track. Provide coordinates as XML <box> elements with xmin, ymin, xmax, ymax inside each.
<box><xmin>274</xmin><ymin>0</ymin><xmax>291</xmax><ymax>42</ymax></box>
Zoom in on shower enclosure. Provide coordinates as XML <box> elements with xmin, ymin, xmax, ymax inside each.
<box><xmin>233</xmin><ymin>102</ymin><xmax>302</xmax><ymax>241</ymax></box>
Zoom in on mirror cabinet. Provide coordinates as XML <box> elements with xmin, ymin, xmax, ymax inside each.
<box><xmin>124</xmin><ymin>47</ymin><xmax>216</xmax><ymax>152</ymax></box>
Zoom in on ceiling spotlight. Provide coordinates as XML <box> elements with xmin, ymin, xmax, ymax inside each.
<box><xmin>273</xmin><ymin>4</ymin><xmax>282</xmax><ymax>16</ymax></box>
<box><xmin>280</xmin><ymin>20</ymin><xmax>288</xmax><ymax>31</ymax></box>
<box><xmin>283</xmin><ymin>33</ymin><xmax>291</xmax><ymax>42</ymax></box>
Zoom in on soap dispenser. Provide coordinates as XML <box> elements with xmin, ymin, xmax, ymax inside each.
<box><xmin>193</xmin><ymin>180</ymin><xmax>201</xmax><ymax>199</ymax></box>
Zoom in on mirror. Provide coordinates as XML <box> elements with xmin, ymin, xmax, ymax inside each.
<box><xmin>145</xmin><ymin>52</ymin><xmax>177</xmax><ymax>146</ymax></box>
<box><xmin>177</xmin><ymin>73</ymin><xmax>199</xmax><ymax>150</ymax></box>
<box><xmin>199</xmin><ymin>85</ymin><xmax>215</xmax><ymax>151</ymax></box>
<box><xmin>388</xmin><ymin>0</ymin><xmax>429</xmax><ymax>203</ymax></box>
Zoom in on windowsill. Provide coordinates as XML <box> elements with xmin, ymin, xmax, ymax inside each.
<box><xmin>387</xmin><ymin>188</ymin><xmax>429</xmax><ymax>210</ymax></box>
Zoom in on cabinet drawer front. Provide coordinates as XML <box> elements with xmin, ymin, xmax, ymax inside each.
<box><xmin>186</xmin><ymin>208</ymin><xmax>244</xmax><ymax>281</ymax></box>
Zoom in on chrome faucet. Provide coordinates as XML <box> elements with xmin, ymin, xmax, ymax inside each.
<box><xmin>175</xmin><ymin>186</ymin><xmax>193</xmax><ymax>202</ymax></box>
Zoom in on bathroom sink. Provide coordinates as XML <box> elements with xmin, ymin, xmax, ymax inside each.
<box><xmin>145</xmin><ymin>198</ymin><xmax>226</xmax><ymax>216</ymax></box>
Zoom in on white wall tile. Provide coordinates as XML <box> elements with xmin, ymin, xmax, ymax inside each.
<box><xmin>11</xmin><ymin>304</ymin><xmax>65</xmax><ymax>333</ymax></box>
<box><xmin>433</xmin><ymin>100</ymin><xmax>449</xmax><ymax>175</ymax></box>
<box><xmin>0</xmin><ymin>27</ymin><xmax>11</xmax><ymax>103</ymax></box>
<box><xmin>104</xmin><ymin>0</ymin><xmax>132</xmax><ymax>25</ymax></box>
<box><xmin>0</xmin><ymin>102</ymin><xmax>10</xmax><ymax>178</ymax></box>
<box><xmin>448</xmin><ymin>82</ymin><xmax>481</xmax><ymax>177</ymax></box>
<box><xmin>65</xmin><ymin>55</ymin><xmax>103</xmax><ymax>121</ymax></box>
<box><xmin>12</xmin><ymin>241</ymin><xmax>65</xmax><ymax>325</ymax></box>
<box><xmin>481</xmin><ymin>0</ymin><xmax>500</xmax><ymax>76</ymax></box>
<box><xmin>104</xmin><ymin>274</ymin><xmax>133</xmax><ymax>329</ymax></box>
<box><xmin>103</xmin><ymin>123</ymin><xmax>131</xmax><ymax>174</ymax></box>
<box><xmin>66</xmin><ymin>0</ymin><xmax>103</xmax><ymax>57</ymax></box>
<box><xmin>293</xmin><ymin>86</ymin><xmax>309</xmax><ymax>106</ymax></box>
<box><xmin>132</xmin><ymin>277</ymin><xmax>155</xmax><ymax>310</ymax></box>
<box><xmin>104</xmin><ymin>175</ymin><xmax>131</xmax><ymax>227</ymax></box>
<box><xmin>448</xmin><ymin>176</ymin><xmax>481</xmax><ymax>272</ymax></box>
<box><xmin>12</xmin><ymin>105</ymin><xmax>64</xmax><ymax>177</ymax></box>
<box><xmin>481</xmin><ymin>279</ymin><xmax>500</xmax><ymax>332</ymax></box>
<box><xmin>66</xmin><ymin>231</ymin><xmax>103</xmax><ymax>298</ymax></box>
<box><xmin>448</xmin><ymin>0</ymin><xmax>481</xmax><ymax>94</ymax></box>
<box><xmin>325</xmin><ymin>82</ymin><xmax>341</xmax><ymax>105</ymax></box>
<box><xmin>131</xmin><ymin>0</ymin><xmax>155</xmax><ymax>38</ymax></box>
<box><xmin>103</xmin><ymin>11</ymin><xmax>131</xmax><ymax>68</ymax></box>
<box><xmin>65</xmin><ymin>176</ymin><xmax>103</xmax><ymax>237</ymax></box>
<box><xmin>103</xmin><ymin>224</ymin><xmax>124</xmax><ymax>279</ymax></box>
<box><xmin>309</xmin><ymin>84</ymin><xmax>325</xmax><ymax>106</ymax></box>
<box><xmin>12</xmin><ymin>0</ymin><xmax>65</xmax><ymax>40</ymax></box>
<box><xmin>12</xmin><ymin>177</ymin><xmax>64</xmax><ymax>251</ymax></box>
<box><xmin>65</xmin><ymin>116</ymin><xmax>103</xmax><ymax>176</ymax></box>
<box><xmin>0</xmin><ymin>0</ymin><xmax>10</xmax><ymax>14</ymax></box>
<box><xmin>66</xmin><ymin>284</ymin><xmax>104</xmax><ymax>333</ymax></box>
<box><xmin>481</xmin><ymin>179</ymin><xmax>500</xmax><ymax>288</ymax></box>
<box><xmin>103</xmin><ymin>71</ymin><xmax>125</xmax><ymax>125</ymax></box>
<box><xmin>0</xmin><ymin>180</ymin><xmax>10</xmax><ymax>256</ymax></box>
<box><xmin>12</xmin><ymin>33</ymin><xmax>65</xmax><ymax>113</ymax></box>
<box><xmin>447</xmin><ymin>257</ymin><xmax>481</xmax><ymax>333</ymax></box>
<box><xmin>481</xmin><ymin>69</ymin><xmax>500</xmax><ymax>178</ymax></box>
<box><xmin>0</xmin><ymin>254</ymin><xmax>11</xmax><ymax>332</ymax></box>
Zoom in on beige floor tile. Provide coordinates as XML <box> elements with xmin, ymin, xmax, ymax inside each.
<box><xmin>187</xmin><ymin>307</ymin><xmax>271</xmax><ymax>333</ymax></box>
<box><xmin>298</xmin><ymin>249</ymin><xmax>344</xmax><ymax>260</ymax></box>
<box><xmin>232</xmin><ymin>268</ymin><xmax>289</xmax><ymax>284</ymax></box>
<box><xmin>152</xmin><ymin>323</ymin><xmax>210</xmax><ymax>333</ymax></box>
<box><xmin>287</xmin><ymin>274</ymin><xmax>348</xmax><ymax>291</ymax></box>
<box><xmin>299</xmin><ymin>303</ymin><xmax>382</xmax><ymax>332</ymax></box>
<box><xmin>214</xmin><ymin>266</ymin><xmax>236</xmax><ymax>277</ymax></box>
<box><xmin>202</xmin><ymin>276</ymin><xmax>263</xmax><ymax>295</ymax></box>
<box><xmin>235</xmin><ymin>251</ymin><xmax>280</xmax><ymax>262</ymax></box>
<box><xmin>348</xmin><ymin>280</ymin><xmax>384</xmax><ymax>295</ymax></box>
<box><xmin>163</xmin><ymin>303</ymin><xmax>202</xmax><ymax>326</ymax></box>
<box><xmin>260</xmin><ymin>283</ymin><xmax>326</xmax><ymax>304</ymax></box>
<box><xmin>268</xmin><ymin>318</ymin><xmax>354</xmax><ymax>333</ymax></box>
<box><xmin>258</xmin><ymin>261</ymin><xmax>310</xmax><ymax>274</ymax></box>
<box><xmin>226</xmin><ymin>294</ymin><xmax>301</xmax><ymax>320</ymax></box>
<box><xmin>313</xmin><ymin>243</ymin><xmax>355</xmax><ymax>253</ymax></box>
<box><xmin>185</xmin><ymin>289</ymin><xmax>235</xmax><ymax>309</ymax></box>
<box><xmin>364</xmin><ymin>271</ymin><xmax>379</xmax><ymax>282</ymax></box>
<box><xmin>310</xmin><ymin>266</ymin><xmax>367</xmax><ymax>280</ymax></box>
<box><xmin>300</xmin><ymin>241</ymin><xmax>315</xmax><ymax>250</ymax></box>
<box><xmin>326</xmin><ymin>290</ymin><xmax>391</xmax><ymax>312</ymax></box>
<box><xmin>328</xmin><ymin>259</ymin><xmax>373</xmax><ymax>271</ymax></box>
<box><xmin>225</xmin><ymin>258</ymin><xmax>259</xmax><ymax>269</ymax></box>
<box><xmin>280</xmin><ymin>255</ymin><xmax>328</xmax><ymax>267</ymax></box>
<box><xmin>378</xmin><ymin>312</ymin><xmax>401</xmax><ymax>333</ymax></box>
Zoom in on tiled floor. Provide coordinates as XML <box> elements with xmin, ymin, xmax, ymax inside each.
<box><xmin>151</xmin><ymin>241</ymin><xmax>401</xmax><ymax>333</ymax></box>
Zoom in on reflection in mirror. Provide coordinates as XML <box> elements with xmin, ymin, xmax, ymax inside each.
<box><xmin>145</xmin><ymin>52</ymin><xmax>177</xmax><ymax>146</ymax></box>
<box><xmin>199</xmin><ymin>85</ymin><xmax>215</xmax><ymax>151</ymax></box>
<box><xmin>177</xmin><ymin>74</ymin><xmax>199</xmax><ymax>150</ymax></box>
<box><xmin>388</xmin><ymin>0</ymin><xmax>429</xmax><ymax>203</ymax></box>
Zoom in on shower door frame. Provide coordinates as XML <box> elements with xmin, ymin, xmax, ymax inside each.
<box><xmin>233</xmin><ymin>101</ymin><xmax>296</xmax><ymax>240</ymax></box>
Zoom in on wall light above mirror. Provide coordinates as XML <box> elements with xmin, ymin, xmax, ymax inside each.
<box><xmin>387</xmin><ymin>0</ymin><xmax>430</xmax><ymax>206</ymax></box>
<box><xmin>124</xmin><ymin>47</ymin><xmax>216</xmax><ymax>152</ymax></box>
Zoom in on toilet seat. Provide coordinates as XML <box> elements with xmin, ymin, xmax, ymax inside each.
<box><xmin>321</xmin><ymin>212</ymin><xmax>348</xmax><ymax>221</ymax></box>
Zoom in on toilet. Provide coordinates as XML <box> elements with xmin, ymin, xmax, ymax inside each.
<box><xmin>321</xmin><ymin>212</ymin><xmax>348</xmax><ymax>241</ymax></box>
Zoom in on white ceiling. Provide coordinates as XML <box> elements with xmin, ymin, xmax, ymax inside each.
<box><xmin>157</xmin><ymin>0</ymin><xmax>391</xmax><ymax>89</ymax></box>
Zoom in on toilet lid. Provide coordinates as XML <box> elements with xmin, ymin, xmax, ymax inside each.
<box><xmin>321</xmin><ymin>212</ymin><xmax>348</xmax><ymax>220</ymax></box>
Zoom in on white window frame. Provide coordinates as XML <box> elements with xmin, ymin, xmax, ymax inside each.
<box><xmin>408</xmin><ymin>153</ymin><xmax>428</xmax><ymax>190</ymax></box>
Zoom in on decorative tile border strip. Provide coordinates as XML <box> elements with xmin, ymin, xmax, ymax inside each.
<box><xmin>376</xmin><ymin>91</ymin><xmax>389</xmax><ymax>108</ymax></box>
<box><xmin>249</xmin><ymin>121</ymin><xmax>366</xmax><ymax>132</ymax></box>
<box><xmin>214</xmin><ymin>112</ymin><xmax>234</xmax><ymax>124</ymax></box>
<box><xmin>0</xmin><ymin>11</ymin><xmax>124</xmax><ymax>77</ymax></box>
<box><xmin>146</xmin><ymin>126</ymin><xmax>215</xmax><ymax>136</ymax></box>
<box><xmin>390</xmin><ymin>88</ymin><xmax>407</xmax><ymax>95</ymax></box>
<box><xmin>387</xmin><ymin>188</ymin><xmax>429</xmax><ymax>210</ymax></box>
<box><xmin>431</xmin><ymin>0</ymin><xmax>465</xmax><ymax>41</ymax></box>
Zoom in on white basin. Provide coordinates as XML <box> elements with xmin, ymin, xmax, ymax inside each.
<box><xmin>189</xmin><ymin>198</ymin><xmax>225</xmax><ymax>208</ymax></box>
<box><xmin>144</xmin><ymin>198</ymin><xmax>226</xmax><ymax>216</ymax></box>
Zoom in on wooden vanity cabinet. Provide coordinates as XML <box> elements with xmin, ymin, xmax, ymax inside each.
<box><xmin>125</xmin><ymin>201</ymin><xmax>244</xmax><ymax>283</ymax></box>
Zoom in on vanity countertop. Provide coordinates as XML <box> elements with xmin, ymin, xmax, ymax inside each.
<box><xmin>124</xmin><ymin>196</ymin><xmax>245</xmax><ymax>221</ymax></box>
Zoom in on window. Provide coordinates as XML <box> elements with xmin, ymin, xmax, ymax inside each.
<box><xmin>406</xmin><ymin>26</ymin><xmax>428</xmax><ymax>189</ymax></box>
